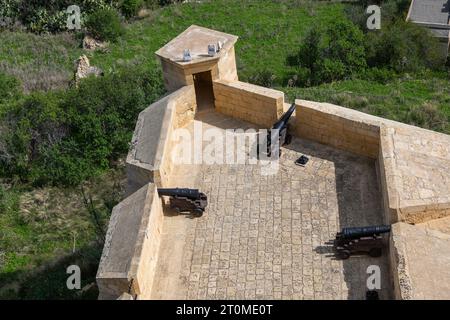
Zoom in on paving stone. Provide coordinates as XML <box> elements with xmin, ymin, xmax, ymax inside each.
<box><xmin>155</xmin><ymin>112</ymin><xmax>392</xmax><ymax>300</ymax></box>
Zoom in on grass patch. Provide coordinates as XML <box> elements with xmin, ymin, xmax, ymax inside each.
<box><xmin>0</xmin><ymin>0</ymin><xmax>347</xmax><ymax>90</ymax></box>
<box><xmin>0</xmin><ymin>31</ymin><xmax>83</xmax><ymax>92</ymax></box>
<box><xmin>281</xmin><ymin>76</ymin><xmax>450</xmax><ymax>134</ymax></box>
<box><xmin>90</xmin><ymin>0</ymin><xmax>347</xmax><ymax>84</ymax></box>
<box><xmin>0</xmin><ymin>167</ymin><xmax>125</xmax><ymax>299</ymax></box>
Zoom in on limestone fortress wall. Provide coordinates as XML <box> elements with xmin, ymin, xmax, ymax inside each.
<box><xmin>96</xmin><ymin>25</ymin><xmax>450</xmax><ymax>300</ymax></box>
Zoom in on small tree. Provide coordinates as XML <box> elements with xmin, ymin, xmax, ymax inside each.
<box><xmin>365</xmin><ymin>20</ymin><xmax>444</xmax><ymax>73</ymax></box>
<box><xmin>121</xmin><ymin>0</ymin><xmax>144</xmax><ymax>18</ymax></box>
<box><xmin>296</xmin><ymin>19</ymin><xmax>367</xmax><ymax>85</ymax></box>
<box><xmin>85</xmin><ymin>8</ymin><xmax>124</xmax><ymax>42</ymax></box>
<box><xmin>297</xmin><ymin>26</ymin><xmax>321</xmax><ymax>77</ymax></box>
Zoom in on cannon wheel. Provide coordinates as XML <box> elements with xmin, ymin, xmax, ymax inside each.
<box><xmin>285</xmin><ymin>134</ymin><xmax>292</xmax><ymax>145</ymax></box>
<box><xmin>171</xmin><ymin>206</ymin><xmax>181</xmax><ymax>214</ymax></box>
<box><xmin>337</xmin><ymin>250</ymin><xmax>350</xmax><ymax>260</ymax></box>
<box><xmin>193</xmin><ymin>208</ymin><xmax>204</xmax><ymax>217</ymax></box>
<box><xmin>369</xmin><ymin>248</ymin><xmax>382</xmax><ymax>257</ymax></box>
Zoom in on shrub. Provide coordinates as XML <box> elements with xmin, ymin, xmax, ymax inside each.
<box><xmin>37</xmin><ymin>67</ymin><xmax>163</xmax><ymax>185</ymax></box>
<box><xmin>316</xmin><ymin>59</ymin><xmax>347</xmax><ymax>84</ymax></box>
<box><xmin>365</xmin><ymin>20</ymin><xmax>444</xmax><ymax>73</ymax></box>
<box><xmin>405</xmin><ymin>103</ymin><xmax>449</xmax><ymax>132</ymax></box>
<box><xmin>379</xmin><ymin>0</ymin><xmax>411</xmax><ymax>23</ymax></box>
<box><xmin>85</xmin><ymin>8</ymin><xmax>124</xmax><ymax>42</ymax></box>
<box><xmin>143</xmin><ymin>0</ymin><xmax>161</xmax><ymax>9</ymax></box>
<box><xmin>0</xmin><ymin>91</ymin><xmax>67</xmax><ymax>180</ymax></box>
<box><xmin>0</xmin><ymin>67</ymin><xmax>164</xmax><ymax>186</ymax></box>
<box><xmin>248</xmin><ymin>69</ymin><xmax>276</xmax><ymax>88</ymax></box>
<box><xmin>344</xmin><ymin>4</ymin><xmax>370</xmax><ymax>31</ymax></box>
<box><xmin>324</xmin><ymin>20</ymin><xmax>367</xmax><ymax>75</ymax></box>
<box><xmin>121</xmin><ymin>0</ymin><xmax>144</xmax><ymax>18</ymax></box>
<box><xmin>0</xmin><ymin>0</ymin><xmax>21</xmax><ymax>29</ymax></box>
<box><xmin>358</xmin><ymin>67</ymin><xmax>397</xmax><ymax>84</ymax></box>
<box><xmin>158</xmin><ymin>0</ymin><xmax>182</xmax><ymax>5</ymax></box>
<box><xmin>0</xmin><ymin>73</ymin><xmax>21</xmax><ymax>105</ymax></box>
<box><xmin>0</xmin><ymin>0</ymin><xmax>115</xmax><ymax>33</ymax></box>
<box><xmin>26</xmin><ymin>7</ymin><xmax>67</xmax><ymax>34</ymax></box>
<box><xmin>18</xmin><ymin>1</ymin><xmax>77</xmax><ymax>33</ymax></box>
<box><xmin>295</xmin><ymin>19</ymin><xmax>366</xmax><ymax>85</ymax></box>
<box><xmin>296</xmin><ymin>26</ymin><xmax>321</xmax><ymax>76</ymax></box>
<box><xmin>346</xmin><ymin>0</ymin><xmax>410</xmax><ymax>28</ymax></box>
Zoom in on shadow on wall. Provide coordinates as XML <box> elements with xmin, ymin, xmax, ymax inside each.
<box><xmin>285</xmin><ymin>139</ymin><xmax>393</xmax><ymax>300</ymax></box>
<box><xmin>193</xmin><ymin>108</ymin><xmax>263</xmax><ymax>130</ymax></box>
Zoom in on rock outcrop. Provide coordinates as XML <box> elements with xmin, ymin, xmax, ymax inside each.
<box><xmin>74</xmin><ymin>55</ymin><xmax>103</xmax><ymax>86</ymax></box>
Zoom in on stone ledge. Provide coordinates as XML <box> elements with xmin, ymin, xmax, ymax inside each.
<box><xmin>126</xmin><ymin>85</ymin><xmax>196</xmax><ymax>193</ymax></box>
<box><xmin>390</xmin><ymin>222</ymin><xmax>450</xmax><ymax>299</ymax></box>
<box><xmin>97</xmin><ymin>183</ymin><xmax>163</xmax><ymax>299</ymax></box>
<box><xmin>213</xmin><ymin>80</ymin><xmax>284</xmax><ymax>127</ymax></box>
<box><xmin>381</xmin><ymin>124</ymin><xmax>450</xmax><ymax>224</ymax></box>
<box><xmin>294</xmin><ymin>99</ymin><xmax>381</xmax><ymax>159</ymax></box>
<box><xmin>215</xmin><ymin>79</ymin><xmax>284</xmax><ymax>100</ymax></box>
<box><xmin>155</xmin><ymin>25</ymin><xmax>238</xmax><ymax>68</ymax></box>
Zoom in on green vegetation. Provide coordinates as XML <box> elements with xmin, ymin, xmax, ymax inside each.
<box><xmin>1</xmin><ymin>0</ymin><xmax>352</xmax><ymax>91</ymax></box>
<box><xmin>0</xmin><ymin>31</ymin><xmax>83</xmax><ymax>92</ymax></box>
<box><xmin>0</xmin><ymin>0</ymin><xmax>179</xmax><ymax>34</ymax></box>
<box><xmin>365</xmin><ymin>20</ymin><xmax>443</xmax><ymax>73</ymax></box>
<box><xmin>0</xmin><ymin>67</ymin><xmax>164</xmax><ymax>186</ymax></box>
<box><xmin>292</xmin><ymin>19</ymin><xmax>367</xmax><ymax>85</ymax></box>
<box><xmin>0</xmin><ymin>72</ymin><xmax>21</xmax><ymax>103</ymax></box>
<box><xmin>282</xmin><ymin>75</ymin><xmax>450</xmax><ymax>133</ymax></box>
<box><xmin>85</xmin><ymin>8</ymin><xmax>124</xmax><ymax>42</ymax></box>
<box><xmin>0</xmin><ymin>0</ymin><xmax>111</xmax><ymax>33</ymax></box>
<box><xmin>0</xmin><ymin>169</ymin><xmax>123</xmax><ymax>299</ymax></box>
<box><xmin>121</xmin><ymin>0</ymin><xmax>145</xmax><ymax>18</ymax></box>
<box><xmin>0</xmin><ymin>0</ymin><xmax>449</xmax><ymax>299</ymax></box>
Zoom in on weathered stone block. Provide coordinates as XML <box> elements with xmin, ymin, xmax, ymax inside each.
<box><xmin>96</xmin><ymin>183</ymin><xmax>163</xmax><ymax>299</ymax></box>
<box><xmin>390</xmin><ymin>222</ymin><xmax>450</xmax><ymax>299</ymax></box>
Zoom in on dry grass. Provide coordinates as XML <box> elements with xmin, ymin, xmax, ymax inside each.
<box><xmin>0</xmin><ymin>31</ymin><xmax>83</xmax><ymax>92</ymax></box>
<box><xmin>0</xmin><ymin>164</ymin><xmax>126</xmax><ymax>298</ymax></box>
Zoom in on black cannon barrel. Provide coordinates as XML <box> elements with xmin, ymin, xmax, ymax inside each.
<box><xmin>157</xmin><ymin>188</ymin><xmax>201</xmax><ymax>199</ymax></box>
<box><xmin>272</xmin><ymin>103</ymin><xmax>296</xmax><ymax>131</ymax></box>
<box><xmin>339</xmin><ymin>225</ymin><xmax>391</xmax><ymax>239</ymax></box>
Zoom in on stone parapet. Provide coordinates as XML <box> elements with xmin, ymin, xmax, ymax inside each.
<box><xmin>390</xmin><ymin>222</ymin><xmax>450</xmax><ymax>299</ymax></box>
<box><xmin>126</xmin><ymin>85</ymin><xmax>197</xmax><ymax>194</ymax></box>
<box><xmin>380</xmin><ymin>125</ymin><xmax>450</xmax><ymax>225</ymax></box>
<box><xmin>96</xmin><ymin>183</ymin><xmax>164</xmax><ymax>299</ymax></box>
<box><xmin>294</xmin><ymin>99</ymin><xmax>380</xmax><ymax>158</ymax></box>
<box><xmin>213</xmin><ymin>80</ymin><xmax>284</xmax><ymax>128</ymax></box>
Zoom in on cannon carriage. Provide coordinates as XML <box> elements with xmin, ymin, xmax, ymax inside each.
<box><xmin>333</xmin><ymin>225</ymin><xmax>391</xmax><ymax>259</ymax></box>
<box><xmin>258</xmin><ymin>103</ymin><xmax>296</xmax><ymax>158</ymax></box>
<box><xmin>157</xmin><ymin>188</ymin><xmax>208</xmax><ymax>217</ymax></box>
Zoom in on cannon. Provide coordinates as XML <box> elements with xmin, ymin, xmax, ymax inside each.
<box><xmin>258</xmin><ymin>103</ymin><xmax>296</xmax><ymax>158</ymax></box>
<box><xmin>157</xmin><ymin>188</ymin><xmax>207</xmax><ymax>217</ymax></box>
<box><xmin>333</xmin><ymin>225</ymin><xmax>391</xmax><ymax>259</ymax></box>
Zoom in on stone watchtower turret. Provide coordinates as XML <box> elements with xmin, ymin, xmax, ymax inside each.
<box><xmin>155</xmin><ymin>25</ymin><xmax>238</xmax><ymax>110</ymax></box>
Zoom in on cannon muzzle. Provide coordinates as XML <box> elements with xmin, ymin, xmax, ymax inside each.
<box><xmin>157</xmin><ymin>188</ymin><xmax>204</xmax><ymax>200</ymax></box>
<box><xmin>337</xmin><ymin>225</ymin><xmax>391</xmax><ymax>240</ymax></box>
<box><xmin>272</xmin><ymin>103</ymin><xmax>296</xmax><ymax>131</ymax></box>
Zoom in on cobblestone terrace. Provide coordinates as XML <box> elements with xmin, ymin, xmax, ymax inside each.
<box><xmin>148</xmin><ymin>110</ymin><xmax>392</xmax><ymax>300</ymax></box>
